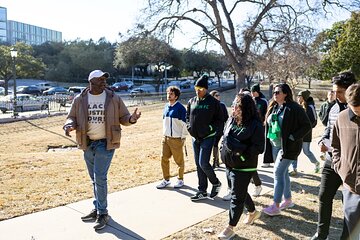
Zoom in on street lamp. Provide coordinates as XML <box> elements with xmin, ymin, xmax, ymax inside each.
<box><xmin>155</xmin><ymin>63</ymin><xmax>172</xmax><ymax>92</ymax></box>
<box><xmin>10</xmin><ymin>47</ymin><xmax>18</xmax><ymax>118</ymax></box>
<box><xmin>159</xmin><ymin>65</ymin><xmax>168</xmax><ymax>91</ymax></box>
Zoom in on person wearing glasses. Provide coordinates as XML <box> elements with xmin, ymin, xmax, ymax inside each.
<box><xmin>209</xmin><ymin>90</ymin><xmax>229</xmax><ymax>169</ymax></box>
<box><xmin>186</xmin><ymin>74</ymin><xmax>224</xmax><ymax>201</ymax></box>
<box><xmin>217</xmin><ymin>93</ymin><xmax>265</xmax><ymax>240</ymax></box>
<box><xmin>262</xmin><ymin>83</ymin><xmax>311</xmax><ymax>216</ymax></box>
<box><xmin>332</xmin><ymin>83</ymin><xmax>360</xmax><ymax>240</ymax></box>
<box><xmin>310</xmin><ymin>71</ymin><xmax>356</xmax><ymax>240</ymax></box>
<box><xmin>63</xmin><ymin>70</ymin><xmax>141</xmax><ymax>231</ymax></box>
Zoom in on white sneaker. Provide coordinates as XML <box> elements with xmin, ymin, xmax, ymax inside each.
<box><xmin>174</xmin><ymin>179</ymin><xmax>184</xmax><ymax>188</ymax></box>
<box><xmin>156</xmin><ymin>179</ymin><xmax>171</xmax><ymax>189</ymax></box>
<box><xmin>243</xmin><ymin>210</ymin><xmax>261</xmax><ymax>225</ymax></box>
<box><xmin>223</xmin><ymin>189</ymin><xmax>231</xmax><ymax>201</ymax></box>
<box><xmin>218</xmin><ymin>226</ymin><xmax>235</xmax><ymax>240</ymax></box>
<box><xmin>252</xmin><ymin>185</ymin><xmax>262</xmax><ymax>197</ymax></box>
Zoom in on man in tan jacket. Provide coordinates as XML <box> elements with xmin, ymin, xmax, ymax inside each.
<box><xmin>63</xmin><ymin>70</ymin><xmax>141</xmax><ymax>231</ymax></box>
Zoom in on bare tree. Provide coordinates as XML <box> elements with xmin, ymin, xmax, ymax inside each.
<box><xmin>134</xmin><ymin>0</ymin><xmax>356</xmax><ymax>91</ymax></box>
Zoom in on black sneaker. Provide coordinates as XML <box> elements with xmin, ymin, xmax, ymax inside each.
<box><xmin>81</xmin><ymin>209</ymin><xmax>97</xmax><ymax>222</ymax></box>
<box><xmin>93</xmin><ymin>214</ymin><xmax>110</xmax><ymax>231</ymax></box>
<box><xmin>190</xmin><ymin>192</ymin><xmax>207</xmax><ymax>201</ymax></box>
<box><xmin>210</xmin><ymin>181</ymin><xmax>222</xmax><ymax>198</ymax></box>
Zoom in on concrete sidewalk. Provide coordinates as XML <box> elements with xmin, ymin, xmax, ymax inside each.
<box><xmin>0</xmin><ymin>141</ymin><xmax>322</xmax><ymax>240</ymax></box>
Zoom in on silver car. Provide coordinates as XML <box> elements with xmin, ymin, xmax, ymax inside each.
<box><xmin>0</xmin><ymin>94</ymin><xmax>49</xmax><ymax>113</ymax></box>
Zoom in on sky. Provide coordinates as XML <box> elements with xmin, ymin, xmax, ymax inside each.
<box><xmin>0</xmin><ymin>0</ymin><xmax>352</xmax><ymax>50</ymax></box>
<box><xmin>1</xmin><ymin>0</ymin><xmax>144</xmax><ymax>43</ymax></box>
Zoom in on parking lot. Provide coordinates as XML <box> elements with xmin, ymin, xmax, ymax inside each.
<box><xmin>0</xmin><ymin>78</ymin><xmax>235</xmax><ymax>122</ymax></box>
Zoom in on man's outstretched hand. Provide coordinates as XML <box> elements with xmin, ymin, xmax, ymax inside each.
<box><xmin>130</xmin><ymin>108</ymin><xmax>141</xmax><ymax>123</ymax></box>
<box><xmin>64</xmin><ymin>126</ymin><xmax>74</xmax><ymax>137</ymax></box>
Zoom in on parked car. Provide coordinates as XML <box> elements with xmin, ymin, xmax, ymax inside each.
<box><xmin>169</xmin><ymin>80</ymin><xmax>192</xmax><ymax>89</ymax></box>
<box><xmin>111</xmin><ymin>82</ymin><xmax>128</xmax><ymax>92</ymax></box>
<box><xmin>43</xmin><ymin>87</ymin><xmax>68</xmax><ymax>95</ymax></box>
<box><xmin>16</xmin><ymin>86</ymin><xmax>42</xmax><ymax>96</ymax></box>
<box><xmin>68</xmin><ymin>86</ymin><xmax>86</xmax><ymax>94</ymax></box>
<box><xmin>169</xmin><ymin>81</ymin><xmax>181</xmax><ymax>88</ymax></box>
<box><xmin>180</xmin><ymin>80</ymin><xmax>192</xmax><ymax>89</ymax></box>
<box><xmin>124</xmin><ymin>81</ymin><xmax>134</xmax><ymax>89</ymax></box>
<box><xmin>0</xmin><ymin>94</ymin><xmax>48</xmax><ymax>113</ymax></box>
<box><xmin>35</xmin><ymin>82</ymin><xmax>53</xmax><ymax>92</ymax></box>
<box><xmin>130</xmin><ymin>88</ymin><xmax>149</xmax><ymax>98</ymax></box>
<box><xmin>67</xmin><ymin>86</ymin><xmax>86</xmax><ymax>102</ymax></box>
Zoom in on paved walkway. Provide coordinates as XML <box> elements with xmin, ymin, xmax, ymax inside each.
<box><xmin>0</xmin><ymin>141</ymin><xmax>322</xmax><ymax>240</ymax></box>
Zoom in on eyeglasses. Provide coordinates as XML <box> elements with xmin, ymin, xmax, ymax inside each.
<box><xmin>195</xmin><ymin>86</ymin><xmax>205</xmax><ymax>91</ymax></box>
<box><xmin>273</xmin><ymin>91</ymin><xmax>282</xmax><ymax>95</ymax></box>
<box><xmin>215</xmin><ymin>94</ymin><xmax>220</xmax><ymax>97</ymax></box>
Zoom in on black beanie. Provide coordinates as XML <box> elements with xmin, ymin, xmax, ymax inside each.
<box><xmin>250</xmin><ymin>84</ymin><xmax>260</xmax><ymax>93</ymax></box>
<box><xmin>298</xmin><ymin>90</ymin><xmax>311</xmax><ymax>101</ymax></box>
<box><xmin>195</xmin><ymin>75</ymin><xmax>209</xmax><ymax>89</ymax></box>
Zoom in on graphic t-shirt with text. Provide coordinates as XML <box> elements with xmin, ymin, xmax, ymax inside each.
<box><xmin>87</xmin><ymin>91</ymin><xmax>106</xmax><ymax>140</ymax></box>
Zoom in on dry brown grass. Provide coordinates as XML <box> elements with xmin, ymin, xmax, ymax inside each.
<box><xmin>0</xmin><ymin>103</ymin><xmax>197</xmax><ymax>221</ymax></box>
<box><xmin>0</xmin><ymin>84</ymin><xmax>344</xmax><ymax>239</ymax></box>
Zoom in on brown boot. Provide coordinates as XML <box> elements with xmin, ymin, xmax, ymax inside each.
<box><xmin>212</xmin><ymin>146</ymin><xmax>220</xmax><ymax>168</ymax></box>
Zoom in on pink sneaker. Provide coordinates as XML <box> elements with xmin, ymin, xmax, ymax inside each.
<box><xmin>279</xmin><ymin>199</ymin><xmax>294</xmax><ymax>210</ymax></box>
<box><xmin>263</xmin><ymin>204</ymin><xmax>281</xmax><ymax>216</ymax></box>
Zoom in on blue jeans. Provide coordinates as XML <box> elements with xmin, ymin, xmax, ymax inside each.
<box><xmin>84</xmin><ymin>139</ymin><xmax>115</xmax><ymax>215</ymax></box>
<box><xmin>192</xmin><ymin>137</ymin><xmax>220</xmax><ymax>192</ymax></box>
<box><xmin>272</xmin><ymin>146</ymin><xmax>293</xmax><ymax>203</ymax></box>
<box><xmin>342</xmin><ymin>188</ymin><xmax>360</xmax><ymax>240</ymax></box>
<box><xmin>291</xmin><ymin>142</ymin><xmax>319</xmax><ymax>170</ymax></box>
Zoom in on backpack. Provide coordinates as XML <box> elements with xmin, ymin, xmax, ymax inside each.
<box><xmin>309</xmin><ymin>105</ymin><xmax>317</xmax><ymax>128</ymax></box>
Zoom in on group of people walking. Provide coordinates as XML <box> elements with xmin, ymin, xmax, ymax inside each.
<box><xmin>63</xmin><ymin>69</ymin><xmax>359</xmax><ymax>240</ymax></box>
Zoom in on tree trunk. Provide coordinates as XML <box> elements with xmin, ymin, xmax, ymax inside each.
<box><xmin>233</xmin><ymin>63</ymin><xmax>247</xmax><ymax>92</ymax></box>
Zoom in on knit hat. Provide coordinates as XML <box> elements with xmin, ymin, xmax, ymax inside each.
<box><xmin>250</xmin><ymin>84</ymin><xmax>260</xmax><ymax>93</ymax></box>
<box><xmin>195</xmin><ymin>75</ymin><xmax>208</xmax><ymax>89</ymax></box>
<box><xmin>298</xmin><ymin>90</ymin><xmax>311</xmax><ymax>101</ymax></box>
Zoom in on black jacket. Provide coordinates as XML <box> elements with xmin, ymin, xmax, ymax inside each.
<box><xmin>186</xmin><ymin>93</ymin><xmax>224</xmax><ymax>139</ymax></box>
<box><xmin>221</xmin><ymin>117</ymin><xmax>265</xmax><ymax>169</ymax></box>
<box><xmin>217</xmin><ymin>102</ymin><xmax>229</xmax><ymax>137</ymax></box>
<box><xmin>254</xmin><ymin>92</ymin><xmax>268</xmax><ymax>122</ymax></box>
<box><xmin>303</xmin><ymin>98</ymin><xmax>317</xmax><ymax>142</ymax></box>
<box><xmin>265</xmin><ymin>101</ymin><xmax>311</xmax><ymax>161</ymax></box>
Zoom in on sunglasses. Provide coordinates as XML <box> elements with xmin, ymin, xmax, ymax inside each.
<box><xmin>195</xmin><ymin>86</ymin><xmax>205</xmax><ymax>91</ymax></box>
<box><xmin>215</xmin><ymin>94</ymin><xmax>220</xmax><ymax>97</ymax></box>
<box><xmin>273</xmin><ymin>91</ymin><xmax>282</xmax><ymax>95</ymax></box>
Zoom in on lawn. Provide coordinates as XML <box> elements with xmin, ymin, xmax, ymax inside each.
<box><xmin>0</xmin><ymin>83</ymin><xmax>344</xmax><ymax>239</ymax></box>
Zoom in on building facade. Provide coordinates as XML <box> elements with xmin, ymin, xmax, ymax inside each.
<box><xmin>7</xmin><ymin>20</ymin><xmax>62</xmax><ymax>45</ymax></box>
<box><xmin>0</xmin><ymin>7</ymin><xmax>7</xmax><ymax>43</ymax></box>
<box><xmin>0</xmin><ymin>6</ymin><xmax>62</xmax><ymax>45</ymax></box>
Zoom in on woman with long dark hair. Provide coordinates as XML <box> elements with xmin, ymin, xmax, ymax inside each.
<box><xmin>217</xmin><ymin>94</ymin><xmax>265</xmax><ymax>239</ymax></box>
<box><xmin>262</xmin><ymin>83</ymin><xmax>311</xmax><ymax>216</ymax></box>
<box><xmin>289</xmin><ymin>90</ymin><xmax>320</xmax><ymax>176</ymax></box>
